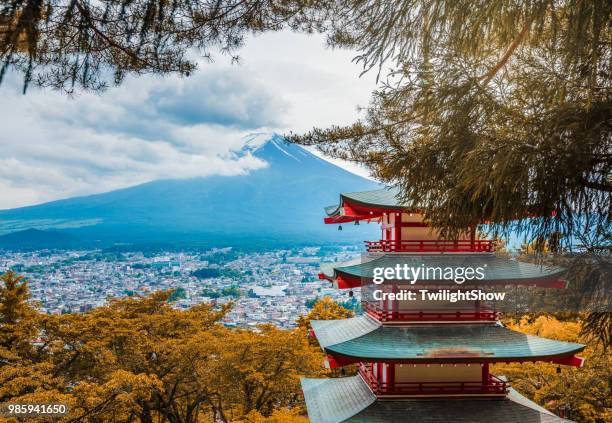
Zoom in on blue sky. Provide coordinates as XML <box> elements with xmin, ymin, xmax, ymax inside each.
<box><xmin>0</xmin><ymin>31</ymin><xmax>377</xmax><ymax>209</ymax></box>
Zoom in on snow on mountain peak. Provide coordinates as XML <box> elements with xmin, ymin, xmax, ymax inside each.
<box><xmin>242</xmin><ymin>132</ymin><xmax>276</xmax><ymax>151</ymax></box>
<box><xmin>240</xmin><ymin>133</ymin><xmax>316</xmax><ymax>163</ymax></box>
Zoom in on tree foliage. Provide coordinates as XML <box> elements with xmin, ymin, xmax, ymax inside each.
<box><xmin>581</xmin><ymin>312</ymin><xmax>612</xmax><ymax>352</ymax></box>
<box><xmin>0</xmin><ymin>0</ymin><xmax>324</xmax><ymax>93</ymax></box>
<box><xmin>1</xmin><ymin>274</ymin><xmax>611</xmax><ymax>422</ymax></box>
<box><xmin>3</xmin><ymin>1</ymin><xmax>609</xmax><ymax>249</ymax></box>
<box><xmin>296</xmin><ymin>295</ymin><xmax>354</xmax><ymax>331</ymax></box>
<box><xmin>0</xmin><ymin>275</ymin><xmax>323</xmax><ymax>422</ymax></box>
<box><xmin>495</xmin><ymin>315</ymin><xmax>611</xmax><ymax>422</ymax></box>
<box><xmin>291</xmin><ymin>0</ymin><xmax>611</xmax><ymax>250</ymax></box>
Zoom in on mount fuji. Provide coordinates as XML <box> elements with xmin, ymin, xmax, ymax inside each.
<box><xmin>0</xmin><ymin>135</ymin><xmax>380</xmax><ymax>249</ymax></box>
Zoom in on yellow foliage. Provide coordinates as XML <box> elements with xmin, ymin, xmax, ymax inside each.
<box><xmin>506</xmin><ymin>315</ymin><xmax>581</xmax><ymax>343</ymax></box>
<box><xmin>3</xmin><ymin>271</ymin><xmax>607</xmax><ymax>423</ymax></box>
<box><xmin>495</xmin><ymin>315</ymin><xmax>611</xmax><ymax>423</ymax></box>
<box><xmin>0</xmin><ymin>274</ymin><xmax>322</xmax><ymax>423</ymax></box>
<box><xmin>296</xmin><ymin>296</ymin><xmax>354</xmax><ymax>331</ymax></box>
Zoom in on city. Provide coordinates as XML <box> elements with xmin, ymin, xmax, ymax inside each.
<box><xmin>0</xmin><ymin>246</ymin><xmax>362</xmax><ymax>328</ymax></box>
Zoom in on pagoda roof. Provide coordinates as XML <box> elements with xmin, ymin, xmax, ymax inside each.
<box><xmin>324</xmin><ymin>187</ymin><xmax>415</xmax><ymax>223</ymax></box>
<box><xmin>302</xmin><ymin>375</ymin><xmax>572</xmax><ymax>423</ymax></box>
<box><xmin>301</xmin><ymin>375</ymin><xmax>376</xmax><ymax>423</ymax></box>
<box><xmin>326</xmin><ymin>187</ymin><xmax>405</xmax><ymax>216</ymax></box>
<box><xmin>320</xmin><ymin>254</ymin><xmax>566</xmax><ymax>288</ymax></box>
<box><xmin>310</xmin><ymin>316</ymin><xmax>584</xmax><ymax>363</ymax></box>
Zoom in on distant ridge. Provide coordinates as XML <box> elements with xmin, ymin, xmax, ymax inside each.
<box><xmin>0</xmin><ymin>229</ymin><xmax>78</xmax><ymax>249</ymax></box>
<box><xmin>0</xmin><ymin>135</ymin><xmax>380</xmax><ymax>249</ymax></box>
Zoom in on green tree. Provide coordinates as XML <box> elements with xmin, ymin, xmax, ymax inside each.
<box><xmin>0</xmin><ymin>0</ymin><xmax>322</xmax><ymax>93</ymax></box>
<box><xmin>291</xmin><ymin>0</ymin><xmax>611</xmax><ymax>251</ymax></box>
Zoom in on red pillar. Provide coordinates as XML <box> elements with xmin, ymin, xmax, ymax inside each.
<box><xmin>482</xmin><ymin>363</ymin><xmax>490</xmax><ymax>384</ymax></box>
<box><xmin>394</xmin><ymin>213</ymin><xmax>401</xmax><ymax>246</ymax></box>
<box><xmin>470</xmin><ymin>225</ymin><xmax>476</xmax><ymax>250</ymax></box>
<box><xmin>388</xmin><ymin>363</ymin><xmax>395</xmax><ymax>392</ymax></box>
<box><xmin>377</xmin><ymin>362</ymin><xmax>384</xmax><ymax>383</ymax></box>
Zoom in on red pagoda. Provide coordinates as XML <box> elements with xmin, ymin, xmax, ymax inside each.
<box><xmin>301</xmin><ymin>188</ymin><xmax>584</xmax><ymax>423</ymax></box>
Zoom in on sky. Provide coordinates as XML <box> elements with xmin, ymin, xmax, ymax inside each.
<box><xmin>0</xmin><ymin>31</ymin><xmax>378</xmax><ymax>210</ymax></box>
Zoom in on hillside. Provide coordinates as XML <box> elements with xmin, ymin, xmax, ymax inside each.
<box><xmin>0</xmin><ymin>135</ymin><xmax>379</xmax><ymax>248</ymax></box>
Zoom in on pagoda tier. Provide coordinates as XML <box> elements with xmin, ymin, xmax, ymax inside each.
<box><xmin>301</xmin><ymin>376</ymin><xmax>571</xmax><ymax>423</ymax></box>
<box><xmin>319</xmin><ymin>254</ymin><xmax>567</xmax><ymax>289</ymax></box>
<box><xmin>310</xmin><ymin>316</ymin><xmax>584</xmax><ymax>365</ymax></box>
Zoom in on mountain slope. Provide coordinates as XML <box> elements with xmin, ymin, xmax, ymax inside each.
<box><xmin>0</xmin><ymin>135</ymin><xmax>380</xmax><ymax>248</ymax></box>
<box><xmin>0</xmin><ymin>229</ymin><xmax>78</xmax><ymax>249</ymax></box>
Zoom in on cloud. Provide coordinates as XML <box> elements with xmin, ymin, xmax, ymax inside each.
<box><xmin>0</xmin><ymin>31</ymin><xmax>376</xmax><ymax>209</ymax></box>
<box><xmin>150</xmin><ymin>70</ymin><xmax>289</xmax><ymax>128</ymax></box>
<box><xmin>0</xmin><ymin>64</ymin><xmax>288</xmax><ymax>209</ymax></box>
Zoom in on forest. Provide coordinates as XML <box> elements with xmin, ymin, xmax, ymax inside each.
<box><xmin>0</xmin><ymin>271</ymin><xmax>609</xmax><ymax>423</ymax></box>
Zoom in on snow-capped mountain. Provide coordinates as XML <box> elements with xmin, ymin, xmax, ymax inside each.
<box><xmin>0</xmin><ymin>135</ymin><xmax>379</xmax><ymax>248</ymax></box>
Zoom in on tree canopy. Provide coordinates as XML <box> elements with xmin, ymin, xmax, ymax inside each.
<box><xmin>0</xmin><ymin>272</ymin><xmax>609</xmax><ymax>422</ymax></box>
<box><xmin>0</xmin><ymin>0</ymin><xmax>324</xmax><ymax>93</ymax></box>
<box><xmin>0</xmin><ymin>276</ymin><xmax>324</xmax><ymax>422</ymax></box>
<box><xmin>290</xmin><ymin>0</ymin><xmax>611</xmax><ymax>249</ymax></box>
<box><xmin>495</xmin><ymin>315</ymin><xmax>611</xmax><ymax>422</ymax></box>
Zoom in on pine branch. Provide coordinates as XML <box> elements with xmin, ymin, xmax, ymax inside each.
<box><xmin>480</xmin><ymin>17</ymin><xmax>533</xmax><ymax>86</ymax></box>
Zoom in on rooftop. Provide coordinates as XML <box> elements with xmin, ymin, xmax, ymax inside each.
<box><xmin>310</xmin><ymin>316</ymin><xmax>584</xmax><ymax>363</ymax></box>
<box><xmin>325</xmin><ymin>187</ymin><xmax>405</xmax><ymax>218</ymax></box>
<box><xmin>301</xmin><ymin>375</ymin><xmax>572</xmax><ymax>423</ymax></box>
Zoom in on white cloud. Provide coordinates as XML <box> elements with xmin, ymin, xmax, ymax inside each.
<box><xmin>0</xmin><ymin>31</ymin><xmax>377</xmax><ymax>209</ymax></box>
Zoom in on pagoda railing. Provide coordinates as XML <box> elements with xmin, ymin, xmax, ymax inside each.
<box><xmin>365</xmin><ymin>239</ymin><xmax>495</xmax><ymax>253</ymax></box>
<box><xmin>364</xmin><ymin>302</ymin><xmax>501</xmax><ymax>322</ymax></box>
<box><xmin>358</xmin><ymin>363</ymin><xmax>508</xmax><ymax>396</ymax></box>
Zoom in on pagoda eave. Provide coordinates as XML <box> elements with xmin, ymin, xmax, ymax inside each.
<box><xmin>310</xmin><ymin>317</ymin><xmax>585</xmax><ymax>366</ymax></box>
<box><xmin>301</xmin><ymin>376</ymin><xmax>573</xmax><ymax>423</ymax></box>
<box><xmin>324</xmin><ymin>188</ymin><xmax>420</xmax><ymax>224</ymax></box>
<box><xmin>322</xmin><ymin>351</ymin><xmax>586</xmax><ymax>367</ymax></box>
<box><xmin>320</xmin><ymin>254</ymin><xmax>568</xmax><ymax>288</ymax></box>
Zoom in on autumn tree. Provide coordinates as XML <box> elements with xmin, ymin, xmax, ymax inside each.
<box><xmin>296</xmin><ymin>296</ymin><xmax>355</xmax><ymax>379</ymax></box>
<box><xmin>238</xmin><ymin>408</ymin><xmax>307</xmax><ymax>423</ymax></box>
<box><xmin>0</xmin><ymin>270</ymin><xmax>36</xmax><ymax>351</ymax></box>
<box><xmin>207</xmin><ymin>325</ymin><xmax>321</xmax><ymax>420</ymax></box>
<box><xmin>0</xmin><ymin>281</ymin><xmax>322</xmax><ymax>423</ymax></box>
<box><xmin>494</xmin><ymin>315</ymin><xmax>611</xmax><ymax>422</ymax></box>
<box><xmin>0</xmin><ymin>271</ymin><xmax>69</xmax><ymax>411</ymax></box>
<box><xmin>296</xmin><ymin>296</ymin><xmax>354</xmax><ymax>331</ymax></box>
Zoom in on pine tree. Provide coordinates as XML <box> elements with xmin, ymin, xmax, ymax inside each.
<box><xmin>0</xmin><ymin>0</ymin><xmax>324</xmax><ymax>93</ymax></box>
<box><xmin>0</xmin><ymin>270</ymin><xmax>37</xmax><ymax>354</ymax></box>
<box><xmin>290</xmin><ymin>0</ymin><xmax>611</xmax><ymax>251</ymax></box>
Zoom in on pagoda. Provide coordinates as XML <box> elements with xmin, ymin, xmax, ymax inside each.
<box><xmin>301</xmin><ymin>188</ymin><xmax>585</xmax><ymax>423</ymax></box>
